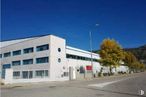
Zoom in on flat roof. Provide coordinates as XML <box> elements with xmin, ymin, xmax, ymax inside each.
<box><xmin>0</xmin><ymin>34</ymin><xmax>99</xmax><ymax>56</ymax></box>
<box><xmin>0</xmin><ymin>34</ymin><xmax>61</xmax><ymax>48</ymax></box>
<box><xmin>66</xmin><ymin>46</ymin><xmax>99</xmax><ymax>56</ymax></box>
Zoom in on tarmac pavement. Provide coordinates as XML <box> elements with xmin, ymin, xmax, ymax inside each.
<box><xmin>1</xmin><ymin>72</ymin><xmax>146</xmax><ymax>97</ymax></box>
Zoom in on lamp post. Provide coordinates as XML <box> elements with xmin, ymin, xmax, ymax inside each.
<box><xmin>89</xmin><ymin>24</ymin><xmax>99</xmax><ymax>78</ymax></box>
<box><xmin>89</xmin><ymin>31</ymin><xmax>94</xmax><ymax>77</ymax></box>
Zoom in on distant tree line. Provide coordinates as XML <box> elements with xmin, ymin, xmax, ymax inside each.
<box><xmin>124</xmin><ymin>45</ymin><xmax>146</xmax><ymax>64</ymax></box>
<box><xmin>98</xmin><ymin>38</ymin><xmax>145</xmax><ymax>75</ymax></box>
<box><xmin>94</xmin><ymin>45</ymin><xmax>146</xmax><ymax>64</ymax></box>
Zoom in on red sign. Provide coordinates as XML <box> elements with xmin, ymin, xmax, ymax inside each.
<box><xmin>86</xmin><ymin>65</ymin><xmax>92</xmax><ymax>70</ymax></box>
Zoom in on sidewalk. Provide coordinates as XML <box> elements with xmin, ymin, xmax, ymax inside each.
<box><xmin>1</xmin><ymin>81</ymin><xmax>60</xmax><ymax>89</ymax></box>
<box><xmin>1</xmin><ymin>72</ymin><xmax>145</xmax><ymax>89</ymax></box>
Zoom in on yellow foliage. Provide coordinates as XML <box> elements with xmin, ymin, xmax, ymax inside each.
<box><xmin>99</xmin><ymin>38</ymin><xmax>124</xmax><ymax>67</ymax></box>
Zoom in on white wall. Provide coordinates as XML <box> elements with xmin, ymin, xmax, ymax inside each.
<box><xmin>66</xmin><ymin>46</ymin><xmax>100</xmax><ymax>59</ymax></box>
<box><xmin>4</xmin><ymin>69</ymin><xmax>13</xmax><ymax>84</ymax></box>
<box><xmin>66</xmin><ymin>46</ymin><xmax>101</xmax><ymax>79</ymax></box>
<box><xmin>0</xmin><ymin>35</ymin><xmax>51</xmax><ymax>83</ymax></box>
<box><xmin>49</xmin><ymin>35</ymin><xmax>69</xmax><ymax>81</ymax></box>
<box><xmin>67</xmin><ymin>59</ymin><xmax>101</xmax><ymax>73</ymax></box>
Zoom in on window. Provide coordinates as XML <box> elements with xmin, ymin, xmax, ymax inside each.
<box><xmin>13</xmin><ymin>50</ymin><xmax>21</xmax><ymax>56</ymax></box>
<box><xmin>4</xmin><ymin>52</ymin><xmax>11</xmax><ymax>57</ymax></box>
<box><xmin>36</xmin><ymin>44</ymin><xmax>49</xmax><ymax>51</ymax></box>
<box><xmin>80</xmin><ymin>66</ymin><xmax>85</xmax><ymax>74</ymax></box>
<box><xmin>22</xmin><ymin>71</ymin><xmax>28</xmax><ymax>79</ymax></box>
<box><xmin>44</xmin><ymin>70</ymin><xmax>48</xmax><ymax>76</ymax></box>
<box><xmin>93</xmin><ymin>58</ymin><xmax>96</xmax><ymax>61</ymax></box>
<box><xmin>23</xmin><ymin>59</ymin><xmax>33</xmax><ymax>65</ymax></box>
<box><xmin>58</xmin><ymin>48</ymin><xmax>61</xmax><ymax>52</ymax></box>
<box><xmin>36</xmin><ymin>57</ymin><xmax>49</xmax><ymax>64</ymax></box>
<box><xmin>0</xmin><ymin>54</ymin><xmax>2</xmax><ymax>58</ymax></box>
<box><xmin>35</xmin><ymin>70</ymin><xmax>48</xmax><ymax>77</ymax></box>
<box><xmin>66</xmin><ymin>54</ymin><xmax>97</xmax><ymax>62</ymax></box>
<box><xmin>29</xmin><ymin>71</ymin><xmax>33</xmax><ymax>78</ymax></box>
<box><xmin>13</xmin><ymin>71</ymin><xmax>20</xmax><ymax>79</ymax></box>
<box><xmin>12</xmin><ymin>60</ymin><xmax>21</xmax><ymax>66</ymax></box>
<box><xmin>58</xmin><ymin>58</ymin><xmax>61</xmax><ymax>63</ymax></box>
<box><xmin>23</xmin><ymin>47</ymin><xmax>33</xmax><ymax>54</ymax></box>
<box><xmin>2</xmin><ymin>64</ymin><xmax>11</xmax><ymax>69</ymax></box>
<box><xmin>22</xmin><ymin>71</ymin><xmax>33</xmax><ymax>79</ymax></box>
<box><xmin>35</xmin><ymin>70</ymin><xmax>44</xmax><ymax>78</ymax></box>
<box><xmin>66</xmin><ymin>54</ymin><xmax>77</xmax><ymax>59</ymax></box>
<box><xmin>64</xmin><ymin>72</ymin><xmax>69</xmax><ymax>77</ymax></box>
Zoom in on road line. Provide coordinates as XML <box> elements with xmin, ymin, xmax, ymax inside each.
<box><xmin>88</xmin><ymin>77</ymin><xmax>132</xmax><ymax>88</ymax></box>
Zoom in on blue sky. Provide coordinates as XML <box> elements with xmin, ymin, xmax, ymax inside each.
<box><xmin>1</xmin><ymin>0</ymin><xmax>146</xmax><ymax>50</ymax></box>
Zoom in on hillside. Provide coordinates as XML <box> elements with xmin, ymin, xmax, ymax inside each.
<box><xmin>124</xmin><ymin>45</ymin><xmax>146</xmax><ymax>64</ymax></box>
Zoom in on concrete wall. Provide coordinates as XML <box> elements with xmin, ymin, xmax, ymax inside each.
<box><xmin>49</xmin><ymin>35</ymin><xmax>69</xmax><ymax>81</ymax></box>
<box><xmin>66</xmin><ymin>46</ymin><xmax>99</xmax><ymax>59</ymax></box>
<box><xmin>4</xmin><ymin>69</ymin><xmax>13</xmax><ymax>84</ymax></box>
<box><xmin>1</xmin><ymin>35</ymin><xmax>50</xmax><ymax>72</ymax></box>
<box><xmin>66</xmin><ymin>45</ymin><xmax>101</xmax><ymax>79</ymax></box>
<box><xmin>66</xmin><ymin>59</ymin><xmax>101</xmax><ymax>79</ymax></box>
<box><xmin>0</xmin><ymin>35</ymin><xmax>59</xmax><ymax>83</ymax></box>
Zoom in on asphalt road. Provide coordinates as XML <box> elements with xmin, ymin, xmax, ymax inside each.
<box><xmin>1</xmin><ymin>72</ymin><xmax>146</xmax><ymax>97</ymax></box>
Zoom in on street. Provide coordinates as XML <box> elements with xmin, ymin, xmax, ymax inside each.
<box><xmin>1</xmin><ymin>72</ymin><xmax>146</xmax><ymax>97</ymax></box>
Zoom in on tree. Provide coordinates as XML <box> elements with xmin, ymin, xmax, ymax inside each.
<box><xmin>123</xmin><ymin>51</ymin><xmax>145</xmax><ymax>73</ymax></box>
<box><xmin>140</xmin><ymin>63</ymin><xmax>145</xmax><ymax>71</ymax></box>
<box><xmin>99</xmin><ymin>39</ymin><xmax>124</xmax><ymax>75</ymax></box>
<box><xmin>137</xmin><ymin>63</ymin><xmax>145</xmax><ymax>72</ymax></box>
<box><xmin>123</xmin><ymin>51</ymin><xmax>136</xmax><ymax>72</ymax></box>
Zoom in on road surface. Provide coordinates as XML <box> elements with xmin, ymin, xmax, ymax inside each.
<box><xmin>1</xmin><ymin>72</ymin><xmax>146</xmax><ymax>97</ymax></box>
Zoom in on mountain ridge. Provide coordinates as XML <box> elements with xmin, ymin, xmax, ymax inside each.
<box><xmin>124</xmin><ymin>44</ymin><xmax>146</xmax><ymax>64</ymax></box>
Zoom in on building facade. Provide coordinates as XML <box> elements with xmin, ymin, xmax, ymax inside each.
<box><xmin>0</xmin><ymin>35</ymin><xmax>101</xmax><ymax>84</ymax></box>
<box><xmin>0</xmin><ymin>35</ymin><xmax>129</xmax><ymax>84</ymax></box>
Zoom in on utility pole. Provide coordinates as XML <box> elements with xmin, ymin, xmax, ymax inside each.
<box><xmin>89</xmin><ymin>31</ymin><xmax>94</xmax><ymax>77</ymax></box>
<box><xmin>89</xmin><ymin>24</ymin><xmax>99</xmax><ymax>78</ymax></box>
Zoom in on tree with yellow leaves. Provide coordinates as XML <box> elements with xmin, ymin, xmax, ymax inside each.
<box><xmin>123</xmin><ymin>51</ymin><xmax>137</xmax><ymax>72</ymax></box>
<box><xmin>99</xmin><ymin>39</ymin><xmax>124</xmax><ymax>75</ymax></box>
<box><xmin>123</xmin><ymin>51</ymin><xmax>145</xmax><ymax>73</ymax></box>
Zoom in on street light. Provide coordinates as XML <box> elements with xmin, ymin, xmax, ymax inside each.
<box><xmin>89</xmin><ymin>24</ymin><xmax>99</xmax><ymax>78</ymax></box>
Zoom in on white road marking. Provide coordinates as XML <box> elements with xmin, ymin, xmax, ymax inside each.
<box><xmin>88</xmin><ymin>78</ymin><xmax>130</xmax><ymax>88</ymax></box>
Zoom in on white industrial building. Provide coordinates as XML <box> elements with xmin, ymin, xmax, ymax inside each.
<box><xmin>0</xmin><ymin>34</ymin><xmax>128</xmax><ymax>84</ymax></box>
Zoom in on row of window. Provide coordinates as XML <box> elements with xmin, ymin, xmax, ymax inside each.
<box><xmin>13</xmin><ymin>70</ymin><xmax>49</xmax><ymax>79</ymax></box>
<box><xmin>12</xmin><ymin>57</ymin><xmax>49</xmax><ymax>66</ymax></box>
<box><xmin>0</xmin><ymin>44</ymin><xmax>49</xmax><ymax>58</ymax></box>
<box><xmin>66</xmin><ymin>54</ymin><xmax>98</xmax><ymax>62</ymax></box>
